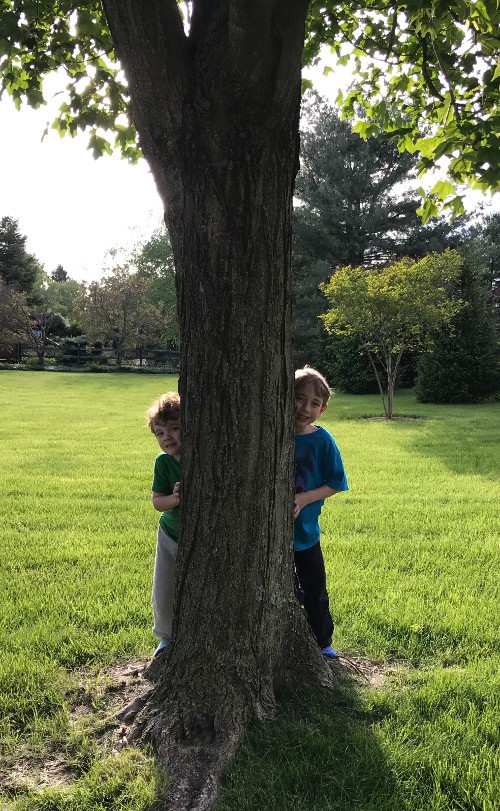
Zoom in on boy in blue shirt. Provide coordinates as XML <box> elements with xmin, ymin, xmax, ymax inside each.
<box><xmin>294</xmin><ymin>367</ymin><xmax>348</xmax><ymax>658</ymax></box>
<box><xmin>147</xmin><ymin>392</ymin><xmax>181</xmax><ymax>657</ymax></box>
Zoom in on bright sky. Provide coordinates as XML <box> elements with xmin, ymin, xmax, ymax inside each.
<box><xmin>1</xmin><ymin>61</ymin><xmax>499</xmax><ymax>284</ymax></box>
<box><xmin>0</xmin><ymin>94</ymin><xmax>163</xmax><ymax>283</ymax></box>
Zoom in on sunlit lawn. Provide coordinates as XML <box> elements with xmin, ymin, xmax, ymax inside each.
<box><xmin>1</xmin><ymin>371</ymin><xmax>499</xmax><ymax>811</ymax></box>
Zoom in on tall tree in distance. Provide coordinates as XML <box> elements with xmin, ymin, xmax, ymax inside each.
<box><xmin>293</xmin><ymin>94</ymin><xmax>470</xmax><ymax>367</ymax></box>
<box><xmin>78</xmin><ymin>267</ymin><xmax>163</xmax><ymax>364</ymax></box>
<box><xmin>467</xmin><ymin>213</ymin><xmax>500</xmax><ymax>334</ymax></box>
<box><xmin>51</xmin><ymin>264</ymin><xmax>69</xmax><ymax>283</ymax></box>
<box><xmin>134</xmin><ymin>227</ymin><xmax>179</xmax><ymax>346</ymax></box>
<box><xmin>416</xmin><ymin>244</ymin><xmax>500</xmax><ymax>403</ymax></box>
<box><xmin>0</xmin><ymin>217</ymin><xmax>44</xmax><ymax>301</ymax></box>
<box><xmin>44</xmin><ymin>273</ymin><xmax>84</xmax><ymax>328</ymax></box>
<box><xmin>296</xmin><ymin>92</ymin><xmax>421</xmax><ymax>270</ymax></box>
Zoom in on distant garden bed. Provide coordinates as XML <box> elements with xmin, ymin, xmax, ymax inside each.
<box><xmin>0</xmin><ymin>362</ymin><xmax>176</xmax><ymax>374</ymax></box>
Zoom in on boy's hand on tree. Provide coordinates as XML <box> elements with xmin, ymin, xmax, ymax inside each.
<box><xmin>294</xmin><ymin>492</ymin><xmax>307</xmax><ymax>519</ymax></box>
<box><xmin>173</xmin><ymin>481</ymin><xmax>181</xmax><ymax>504</ymax></box>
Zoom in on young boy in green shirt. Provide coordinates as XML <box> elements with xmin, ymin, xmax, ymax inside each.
<box><xmin>147</xmin><ymin>392</ymin><xmax>181</xmax><ymax>657</ymax></box>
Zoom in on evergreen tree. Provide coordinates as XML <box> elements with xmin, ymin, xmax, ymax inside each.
<box><xmin>292</xmin><ymin>94</ymin><xmax>470</xmax><ymax>371</ymax></box>
<box><xmin>51</xmin><ymin>265</ymin><xmax>69</xmax><ymax>283</ymax></box>
<box><xmin>416</xmin><ymin>247</ymin><xmax>500</xmax><ymax>403</ymax></box>
<box><xmin>321</xmin><ymin>334</ymin><xmax>379</xmax><ymax>394</ymax></box>
<box><xmin>463</xmin><ymin>213</ymin><xmax>500</xmax><ymax>334</ymax></box>
<box><xmin>0</xmin><ymin>217</ymin><xmax>43</xmax><ymax>300</ymax></box>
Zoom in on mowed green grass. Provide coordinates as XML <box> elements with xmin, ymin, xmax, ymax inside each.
<box><xmin>0</xmin><ymin>371</ymin><xmax>499</xmax><ymax>811</ymax></box>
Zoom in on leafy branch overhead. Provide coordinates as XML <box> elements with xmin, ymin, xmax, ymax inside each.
<box><xmin>2</xmin><ymin>1</ymin><xmax>500</xmax><ymax>201</ymax></box>
<box><xmin>0</xmin><ymin>2</ymin><xmax>137</xmax><ymax>160</ymax></box>
<box><xmin>305</xmin><ymin>1</ymin><xmax>500</xmax><ymax>214</ymax></box>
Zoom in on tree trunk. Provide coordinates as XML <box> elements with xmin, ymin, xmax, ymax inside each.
<box><xmin>363</xmin><ymin>344</ymin><xmax>388</xmax><ymax>418</ymax></box>
<box><xmin>101</xmin><ymin>2</ymin><xmax>331</xmax><ymax>809</ymax></box>
<box><xmin>386</xmin><ymin>352</ymin><xmax>393</xmax><ymax>419</ymax></box>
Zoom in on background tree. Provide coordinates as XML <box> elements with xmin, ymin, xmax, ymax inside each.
<box><xmin>321</xmin><ymin>332</ymin><xmax>418</xmax><ymax>395</ymax></box>
<box><xmin>45</xmin><ymin>274</ymin><xmax>85</xmax><ymax>329</ymax></box>
<box><xmin>321</xmin><ymin>251</ymin><xmax>464</xmax><ymax>419</ymax></box>
<box><xmin>292</xmin><ymin>95</ymin><xmax>470</xmax><ymax>368</ymax></box>
<box><xmin>416</xmin><ymin>247</ymin><xmax>500</xmax><ymax>403</ymax></box>
<box><xmin>0</xmin><ymin>279</ymin><xmax>21</xmax><ymax>355</ymax></box>
<box><xmin>464</xmin><ymin>213</ymin><xmax>500</xmax><ymax>334</ymax></box>
<box><xmin>0</xmin><ymin>279</ymin><xmax>52</xmax><ymax>363</ymax></box>
<box><xmin>51</xmin><ymin>264</ymin><xmax>69</xmax><ymax>283</ymax></box>
<box><xmin>78</xmin><ymin>267</ymin><xmax>163</xmax><ymax>364</ymax></box>
<box><xmin>320</xmin><ymin>334</ymin><xmax>381</xmax><ymax>395</ymax></box>
<box><xmin>3</xmin><ymin>1</ymin><xmax>500</xmax><ymax>806</ymax></box>
<box><xmin>133</xmin><ymin>227</ymin><xmax>179</xmax><ymax>346</ymax></box>
<box><xmin>0</xmin><ymin>216</ymin><xmax>44</xmax><ymax>301</ymax></box>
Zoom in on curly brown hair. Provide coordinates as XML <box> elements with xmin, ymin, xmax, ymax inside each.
<box><xmin>147</xmin><ymin>391</ymin><xmax>181</xmax><ymax>431</ymax></box>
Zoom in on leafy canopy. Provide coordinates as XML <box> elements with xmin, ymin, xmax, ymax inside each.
<box><xmin>2</xmin><ymin>1</ymin><xmax>500</xmax><ymax>199</ymax></box>
<box><xmin>304</xmin><ymin>1</ymin><xmax>500</xmax><ymax>215</ymax></box>
<box><xmin>321</xmin><ymin>251</ymin><xmax>464</xmax><ymax>353</ymax></box>
<box><xmin>78</xmin><ymin>267</ymin><xmax>164</xmax><ymax>349</ymax></box>
<box><xmin>0</xmin><ymin>1</ymin><xmax>135</xmax><ymax>159</ymax></box>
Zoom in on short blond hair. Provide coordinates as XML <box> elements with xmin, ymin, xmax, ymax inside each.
<box><xmin>294</xmin><ymin>366</ymin><xmax>331</xmax><ymax>407</ymax></box>
<box><xmin>147</xmin><ymin>392</ymin><xmax>181</xmax><ymax>431</ymax></box>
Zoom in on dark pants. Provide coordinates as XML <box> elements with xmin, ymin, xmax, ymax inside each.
<box><xmin>294</xmin><ymin>542</ymin><xmax>334</xmax><ymax>648</ymax></box>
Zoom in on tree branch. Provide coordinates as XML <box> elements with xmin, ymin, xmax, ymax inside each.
<box><xmin>386</xmin><ymin>9</ymin><xmax>397</xmax><ymax>61</ymax></box>
<box><xmin>431</xmin><ymin>39</ymin><xmax>461</xmax><ymax>122</ymax></box>
<box><xmin>418</xmin><ymin>34</ymin><xmax>445</xmax><ymax>102</ymax></box>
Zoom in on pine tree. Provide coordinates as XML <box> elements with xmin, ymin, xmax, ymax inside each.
<box><xmin>416</xmin><ymin>248</ymin><xmax>500</xmax><ymax>403</ymax></box>
<box><xmin>0</xmin><ymin>217</ymin><xmax>43</xmax><ymax>300</ymax></box>
<box><xmin>293</xmin><ymin>94</ymin><xmax>470</xmax><ymax>371</ymax></box>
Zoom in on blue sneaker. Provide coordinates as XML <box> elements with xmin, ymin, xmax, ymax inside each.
<box><xmin>154</xmin><ymin>637</ymin><xmax>170</xmax><ymax>657</ymax></box>
<box><xmin>321</xmin><ymin>645</ymin><xmax>339</xmax><ymax>659</ymax></box>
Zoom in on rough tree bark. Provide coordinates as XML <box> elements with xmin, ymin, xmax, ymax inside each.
<box><xmin>101</xmin><ymin>2</ymin><xmax>332</xmax><ymax>808</ymax></box>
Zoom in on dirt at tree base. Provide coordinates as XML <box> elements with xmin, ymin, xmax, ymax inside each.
<box><xmin>0</xmin><ymin>655</ymin><xmax>405</xmax><ymax>803</ymax></box>
<box><xmin>1</xmin><ymin>659</ymin><xmax>151</xmax><ymax>799</ymax></box>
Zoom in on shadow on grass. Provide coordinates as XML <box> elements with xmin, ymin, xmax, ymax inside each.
<box><xmin>215</xmin><ymin>666</ymin><xmax>398</xmax><ymax>811</ymax></box>
<box><xmin>407</xmin><ymin>410</ymin><xmax>500</xmax><ymax>480</ymax></box>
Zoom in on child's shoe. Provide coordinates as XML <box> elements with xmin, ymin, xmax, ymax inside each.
<box><xmin>321</xmin><ymin>645</ymin><xmax>339</xmax><ymax>659</ymax></box>
<box><xmin>154</xmin><ymin>637</ymin><xmax>170</xmax><ymax>657</ymax></box>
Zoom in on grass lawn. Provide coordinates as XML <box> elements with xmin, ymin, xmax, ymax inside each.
<box><xmin>1</xmin><ymin>371</ymin><xmax>499</xmax><ymax>810</ymax></box>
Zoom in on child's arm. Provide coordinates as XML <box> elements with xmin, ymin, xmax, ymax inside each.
<box><xmin>152</xmin><ymin>481</ymin><xmax>180</xmax><ymax>512</ymax></box>
<box><xmin>294</xmin><ymin>486</ymin><xmax>338</xmax><ymax>518</ymax></box>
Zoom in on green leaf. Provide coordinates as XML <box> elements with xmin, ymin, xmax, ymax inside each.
<box><xmin>430</xmin><ymin>180</ymin><xmax>456</xmax><ymax>201</ymax></box>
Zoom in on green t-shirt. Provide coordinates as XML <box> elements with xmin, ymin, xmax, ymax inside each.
<box><xmin>151</xmin><ymin>452</ymin><xmax>181</xmax><ymax>541</ymax></box>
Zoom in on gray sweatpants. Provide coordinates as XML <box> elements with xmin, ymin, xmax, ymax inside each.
<box><xmin>151</xmin><ymin>524</ymin><xmax>178</xmax><ymax>640</ymax></box>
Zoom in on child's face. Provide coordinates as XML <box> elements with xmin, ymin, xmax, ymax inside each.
<box><xmin>152</xmin><ymin>419</ymin><xmax>182</xmax><ymax>459</ymax></box>
<box><xmin>295</xmin><ymin>383</ymin><xmax>326</xmax><ymax>433</ymax></box>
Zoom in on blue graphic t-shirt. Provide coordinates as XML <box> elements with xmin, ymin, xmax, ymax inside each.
<box><xmin>294</xmin><ymin>425</ymin><xmax>348</xmax><ymax>551</ymax></box>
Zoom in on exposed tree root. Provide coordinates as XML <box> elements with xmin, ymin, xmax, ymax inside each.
<box><xmin>125</xmin><ymin>667</ymin><xmax>252</xmax><ymax>811</ymax></box>
<box><xmin>119</xmin><ymin>622</ymin><xmax>337</xmax><ymax>811</ymax></box>
<box><xmin>153</xmin><ymin>710</ymin><xmax>246</xmax><ymax>811</ymax></box>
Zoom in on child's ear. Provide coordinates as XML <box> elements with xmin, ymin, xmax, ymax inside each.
<box><xmin>320</xmin><ymin>405</ymin><xmax>327</xmax><ymax>415</ymax></box>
